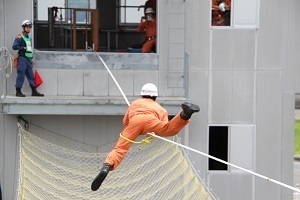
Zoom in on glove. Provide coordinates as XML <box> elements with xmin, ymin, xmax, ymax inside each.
<box><xmin>146</xmin><ymin>16</ymin><xmax>153</xmax><ymax>21</ymax></box>
<box><xmin>219</xmin><ymin>2</ymin><xmax>226</xmax><ymax>12</ymax></box>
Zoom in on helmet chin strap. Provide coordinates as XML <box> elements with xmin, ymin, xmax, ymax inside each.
<box><xmin>23</xmin><ymin>28</ymin><xmax>30</xmax><ymax>34</ymax></box>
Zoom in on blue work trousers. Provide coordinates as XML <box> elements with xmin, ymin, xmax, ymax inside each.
<box><xmin>15</xmin><ymin>56</ymin><xmax>35</xmax><ymax>89</ymax></box>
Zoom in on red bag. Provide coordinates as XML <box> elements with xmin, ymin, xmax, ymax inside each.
<box><xmin>34</xmin><ymin>70</ymin><xmax>43</xmax><ymax>88</ymax></box>
<box><xmin>13</xmin><ymin>54</ymin><xmax>19</xmax><ymax>68</ymax></box>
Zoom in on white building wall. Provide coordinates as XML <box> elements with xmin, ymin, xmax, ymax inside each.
<box><xmin>185</xmin><ymin>0</ymin><xmax>294</xmax><ymax>199</ymax></box>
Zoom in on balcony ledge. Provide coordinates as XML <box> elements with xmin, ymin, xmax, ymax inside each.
<box><xmin>1</xmin><ymin>95</ymin><xmax>189</xmax><ymax>115</ymax></box>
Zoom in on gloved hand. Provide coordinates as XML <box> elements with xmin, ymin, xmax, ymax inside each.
<box><xmin>219</xmin><ymin>2</ymin><xmax>226</xmax><ymax>12</ymax></box>
<box><xmin>146</xmin><ymin>16</ymin><xmax>153</xmax><ymax>21</ymax></box>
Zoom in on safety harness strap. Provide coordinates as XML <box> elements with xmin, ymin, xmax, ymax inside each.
<box><xmin>119</xmin><ymin>132</ymin><xmax>154</xmax><ymax>149</ymax></box>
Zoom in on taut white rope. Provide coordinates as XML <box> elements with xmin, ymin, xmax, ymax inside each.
<box><xmin>87</xmin><ymin>46</ymin><xmax>130</xmax><ymax>106</ymax></box>
<box><xmin>148</xmin><ymin>132</ymin><xmax>300</xmax><ymax>194</ymax></box>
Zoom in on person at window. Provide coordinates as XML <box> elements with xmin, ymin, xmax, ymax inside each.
<box><xmin>12</xmin><ymin>20</ymin><xmax>44</xmax><ymax>97</ymax></box>
<box><xmin>212</xmin><ymin>0</ymin><xmax>231</xmax><ymax>26</ymax></box>
<box><xmin>138</xmin><ymin>0</ymin><xmax>156</xmax><ymax>16</ymax></box>
<box><xmin>137</xmin><ymin>8</ymin><xmax>156</xmax><ymax>53</ymax></box>
<box><xmin>91</xmin><ymin>83</ymin><xmax>200</xmax><ymax>191</ymax></box>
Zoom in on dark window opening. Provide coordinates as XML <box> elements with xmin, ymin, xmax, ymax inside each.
<box><xmin>209</xmin><ymin>126</ymin><xmax>228</xmax><ymax>170</ymax></box>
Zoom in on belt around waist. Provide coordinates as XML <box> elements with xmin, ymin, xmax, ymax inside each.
<box><xmin>147</xmin><ymin>36</ymin><xmax>156</xmax><ymax>40</ymax></box>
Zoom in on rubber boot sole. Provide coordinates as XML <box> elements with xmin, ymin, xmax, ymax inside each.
<box><xmin>91</xmin><ymin>171</ymin><xmax>108</xmax><ymax>191</ymax></box>
<box><xmin>181</xmin><ymin>102</ymin><xmax>200</xmax><ymax>114</ymax></box>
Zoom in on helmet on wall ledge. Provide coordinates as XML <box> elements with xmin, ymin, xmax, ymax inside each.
<box><xmin>145</xmin><ymin>7</ymin><xmax>155</xmax><ymax>14</ymax></box>
<box><xmin>140</xmin><ymin>83</ymin><xmax>158</xmax><ymax>97</ymax></box>
<box><xmin>22</xmin><ymin>20</ymin><xmax>32</xmax><ymax>28</ymax></box>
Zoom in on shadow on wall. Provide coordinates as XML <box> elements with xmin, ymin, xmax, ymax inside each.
<box><xmin>296</xmin><ymin>94</ymin><xmax>300</xmax><ymax>109</ymax></box>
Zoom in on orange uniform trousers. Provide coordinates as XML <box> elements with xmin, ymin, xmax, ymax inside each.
<box><xmin>105</xmin><ymin>98</ymin><xmax>189</xmax><ymax>171</ymax></box>
<box><xmin>142</xmin><ymin>39</ymin><xmax>156</xmax><ymax>53</ymax></box>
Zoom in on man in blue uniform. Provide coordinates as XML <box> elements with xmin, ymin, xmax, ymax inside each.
<box><xmin>12</xmin><ymin>20</ymin><xmax>44</xmax><ymax>97</ymax></box>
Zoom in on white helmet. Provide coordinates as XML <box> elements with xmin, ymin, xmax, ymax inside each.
<box><xmin>140</xmin><ymin>83</ymin><xmax>158</xmax><ymax>97</ymax></box>
<box><xmin>219</xmin><ymin>2</ymin><xmax>226</xmax><ymax>12</ymax></box>
<box><xmin>22</xmin><ymin>20</ymin><xmax>32</xmax><ymax>27</ymax></box>
<box><xmin>145</xmin><ymin>7</ymin><xmax>154</xmax><ymax>14</ymax></box>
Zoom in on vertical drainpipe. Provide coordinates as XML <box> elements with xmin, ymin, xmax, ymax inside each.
<box><xmin>167</xmin><ymin>0</ymin><xmax>170</xmax><ymax>88</ymax></box>
<box><xmin>183</xmin><ymin>0</ymin><xmax>188</xmax><ymax>98</ymax></box>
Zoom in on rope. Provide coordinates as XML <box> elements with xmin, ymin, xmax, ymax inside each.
<box><xmin>0</xmin><ymin>47</ymin><xmax>13</xmax><ymax>78</ymax></box>
<box><xmin>147</xmin><ymin>132</ymin><xmax>300</xmax><ymax>194</ymax></box>
<box><xmin>119</xmin><ymin>132</ymin><xmax>154</xmax><ymax>149</ymax></box>
<box><xmin>87</xmin><ymin>46</ymin><xmax>299</xmax><ymax>195</ymax></box>
<box><xmin>86</xmin><ymin>46</ymin><xmax>130</xmax><ymax>106</ymax></box>
<box><xmin>88</xmin><ymin>46</ymin><xmax>155</xmax><ymax>149</ymax></box>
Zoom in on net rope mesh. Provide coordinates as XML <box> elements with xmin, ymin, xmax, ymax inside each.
<box><xmin>18</xmin><ymin>124</ymin><xmax>213</xmax><ymax>200</ymax></box>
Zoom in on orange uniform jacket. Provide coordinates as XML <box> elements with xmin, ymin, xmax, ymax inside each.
<box><xmin>211</xmin><ymin>0</ymin><xmax>231</xmax><ymax>26</ymax></box>
<box><xmin>105</xmin><ymin>98</ymin><xmax>189</xmax><ymax>170</ymax></box>
<box><xmin>137</xmin><ymin>18</ymin><xmax>156</xmax><ymax>53</ymax></box>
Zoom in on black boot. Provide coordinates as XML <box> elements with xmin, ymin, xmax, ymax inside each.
<box><xmin>16</xmin><ymin>88</ymin><xmax>25</xmax><ymax>97</ymax></box>
<box><xmin>91</xmin><ymin>163</ymin><xmax>111</xmax><ymax>191</ymax></box>
<box><xmin>31</xmin><ymin>87</ymin><xmax>44</xmax><ymax>97</ymax></box>
<box><xmin>180</xmin><ymin>102</ymin><xmax>200</xmax><ymax>120</ymax></box>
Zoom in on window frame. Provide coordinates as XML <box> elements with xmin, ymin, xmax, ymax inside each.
<box><xmin>207</xmin><ymin>124</ymin><xmax>256</xmax><ymax>172</ymax></box>
<box><xmin>210</xmin><ymin>0</ymin><xmax>260</xmax><ymax>29</ymax></box>
<box><xmin>118</xmin><ymin>0</ymin><xmax>147</xmax><ymax>27</ymax></box>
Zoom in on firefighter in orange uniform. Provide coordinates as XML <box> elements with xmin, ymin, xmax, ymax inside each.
<box><xmin>91</xmin><ymin>83</ymin><xmax>200</xmax><ymax>191</ymax></box>
<box><xmin>137</xmin><ymin>7</ymin><xmax>156</xmax><ymax>53</ymax></box>
<box><xmin>212</xmin><ymin>0</ymin><xmax>231</xmax><ymax>26</ymax></box>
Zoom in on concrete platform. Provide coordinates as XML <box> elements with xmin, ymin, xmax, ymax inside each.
<box><xmin>0</xmin><ymin>95</ymin><xmax>188</xmax><ymax>115</ymax></box>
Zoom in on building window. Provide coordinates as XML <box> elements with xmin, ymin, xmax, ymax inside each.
<box><xmin>35</xmin><ymin>0</ymin><xmax>96</xmax><ymax>21</ymax></box>
<box><xmin>208</xmin><ymin>125</ymin><xmax>255</xmax><ymax>171</ymax></box>
<box><xmin>211</xmin><ymin>0</ymin><xmax>260</xmax><ymax>28</ymax></box>
<box><xmin>211</xmin><ymin>0</ymin><xmax>232</xmax><ymax>27</ymax></box>
<box><xmin>119</xmin><ymin>0</ymin><xmax>145</xmax><ymax>25</ymax></box>
<box><xmin>209</xmin><ymin>126</ymin><xmax>228</xmax><ymax>170</ymax></box>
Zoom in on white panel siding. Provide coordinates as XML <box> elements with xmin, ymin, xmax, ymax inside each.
<box><xmin>280</xmin><ymin>93</ymin><xmax>294</xmax><ymax>200</ymax></box>
<box><xmin>188</xmin><ymin>71</ymin><xmax>210</xmax><ymax>179</ymax></box>
<box><xmin>0</xmin><ymin>114</ymin><xmax>4</xmax><ymax>199</ymax></box>
<box><xmin>232</xmin><ymin>30</ymin><xmax>256</xmax><ymax>70</ymax></box>
<box><xmin>208</xmin><ymin>173</ymin><xmax>230</xmax><ymax>200</ymax></box>
<box><xmin>257</xmin><ymin>0</ymin><xmax>284</xmax><ymax>70</ymax></box>
<box><xmin>84</xmin><ymin>70</ymin><xmax>109</xmax><ymax>96</ymax></box>
<box><xmin>169</xmin><ymin>28</ymin><xmax>184</xmax><ymax>44</ymax></box>
<box><xmin>36</xmin><ymin>69</ymin><xmax>58</xmax><ymax>96</ymax></box>
<box><xmin>108</xmin><ymin>70</ymin><xmax>134</xmax><ymax>96</ymax></box>
<box><xmin>230</xmin><ymin>173</ymin><xmax>254</xmax><ymax>200</ymax></box>
<box><xmin>282</xmin><ymin>0</ymin><xmax>300</xmax><ymax>93</ymax></box>
<box><xmin>232</xmin><ymin>71</ymin><xmax>255</xmax><ymax>123</ymax></box>
<box><xmin>212</xmin><ymin>30</ymin><xmax>234</xmax><ymax>70</ymax></box>
<box><xmin>58</xmin><ymin>69</ymin><xmax>84</xmax><ymax>96</ymax></box>
<box><xmin>133</xmin><ymin>70</ymin><xmax>158</xmax><ymax>96</ymax></box>
<box><xmin>256</xmin><ymin>71</ymin><xmax>282</xmax><ymax>200</ymax></box>
<box><xmin>209</xmin><ymin>71</ymin><xmax>232</xmax><ymax>123</ymax></box>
